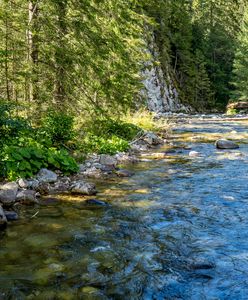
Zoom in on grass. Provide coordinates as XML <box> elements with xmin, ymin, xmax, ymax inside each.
<box><xmin>122</xmin><ymin>109</ymin><xmax>170</xmax><ymax>133</ymax></box>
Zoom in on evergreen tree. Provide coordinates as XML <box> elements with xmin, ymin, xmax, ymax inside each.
<box><xmin>232</xmin><ymin>6</ymin><xmax>248</xmax><ymax>101</ymax></box>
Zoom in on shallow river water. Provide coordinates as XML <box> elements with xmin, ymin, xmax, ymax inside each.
<box><xmin>1</xmin><ymin>118</ymin><xmax>248</xmax><ymax>299</ymax></box>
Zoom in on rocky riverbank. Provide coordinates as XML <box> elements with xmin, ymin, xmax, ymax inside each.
<box><xmin>0</xmin><ymin>131</ymin><xmax>165</xmax><ymax>228</ymax></box>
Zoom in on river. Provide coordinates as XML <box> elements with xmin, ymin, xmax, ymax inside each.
<box><xmin>1</xmin><ymin>117</ymin><xmax>248</xmax><ymax>299</ymax></box>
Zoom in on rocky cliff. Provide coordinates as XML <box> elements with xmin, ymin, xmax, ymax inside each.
<box><xmin>142</xmin><ymin>36</ymin><xmax>191</xmax><ymax>113</ymax></box>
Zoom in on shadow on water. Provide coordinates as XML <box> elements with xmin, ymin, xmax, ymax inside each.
<box><xmin>1</xmin><ymin>119</ymin><xmax>248</xmax><ymax>299</ymax></box>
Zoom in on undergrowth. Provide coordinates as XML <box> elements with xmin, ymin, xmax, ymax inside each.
<box><xmin>0</xmin><ymin>103</ymin><xmax>168</xmax><ymax>180</ymax></box>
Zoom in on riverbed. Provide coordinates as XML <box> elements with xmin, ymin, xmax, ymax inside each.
<box><xmin>1</xmin><ymin>117</ymin><xmax>248</xmax><ymax>299</ymax></box>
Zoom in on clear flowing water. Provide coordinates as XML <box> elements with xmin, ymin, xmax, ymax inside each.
<box><xmin>1</xmin><ymin>118</ymin><xmax>248</xmax><ymax>299</ymax></box>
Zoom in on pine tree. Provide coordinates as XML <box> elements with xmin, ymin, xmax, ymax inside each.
<box><xmin>232</xmin><ymin>7</ymin><xmax>248</xmax><ymax>101</ymax></box>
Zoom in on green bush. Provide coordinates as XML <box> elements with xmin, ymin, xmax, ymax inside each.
<box><xmin>84</xmin><ymin>118</ymin><xmax>140</xmax><ymax>141</ymax></box>
<box><xmin>81</xmin><ymin>134</ymin><xmax>130</xmax><ymax>155</ymax></box>
<box><xmin>41</xmin><ymin>110</ymin><xmax>75</xmax><ymax>145</ymax></box>
<box><xmin>2</xmin><ymin>138</ymin><xmax>79</xmax><ymax>180</ymax></box>
<box><xmin>0</xmin><ymin>101</ymin><xmax>32</xmax><ymax>144</ymax></box>
<box><xmin>226</xmin><ymin>108</ymin><xmax>237</xmax><ymax>115</ymax></box>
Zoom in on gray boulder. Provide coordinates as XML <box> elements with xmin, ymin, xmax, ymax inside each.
<box><xmin>99</xmin><ymin>155</ymin><xmax>117</xmax><ymax>166</ymax></box>
<box><xmin>215</xmin><ymin>139</ymin><xmax>239</xmax><ymax>149</ymax></box>
<box><xmin>0</xmin><ymin>206</ymin><xmax>7</xmax><ymax>227</ymax></box>
<box><xmin>142</xmin><ymin>132</ymin><xmax>162</xmax><ymax>145</ymax></box>
<box><xmin>0</xmin><ymin>182</ymin><xmax>18</xmax><ymax>206</ymax></box>
<box><xmin>70</xmin><ymin>181</ymin><xmax>97</xmax><ymax>195</ymax></box>
<box><xmin>16</xmin><ymin>190</ymin><xmax>38</xmax><ymax>205</ymax></box>
<box><xmin>37</xmin><ymin>168</ymin><xmax>58</xmax><ymax>183</ymax></box>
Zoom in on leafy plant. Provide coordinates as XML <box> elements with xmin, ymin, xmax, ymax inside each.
<box><xmin>41</xmin><ymin>110</ymin><xmax>75</xmax><ymax>145</ymax></box>
<box><xmin>81</xmin><ymin>134</ymin><xmax>130</xmax><ymax>155</ymax></box>
<box><xmin>2</xmin><ymin>138</ymin><xmax>78</xmax><ymax>180</ymax></box>
<box><xmin>83</xmin><ymin>118</ymin><xmax>140</xmax><ymax>141</ymax></box>
<box><xmin>226</xmin><ymin>108</ymin><xmax>237</xmax><ymax>116</ymax></box>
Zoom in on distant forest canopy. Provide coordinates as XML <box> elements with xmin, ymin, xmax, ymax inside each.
<box><xmin>0</xmin><ymin>0</ymin><xmax>247</xmax><ymax>115</ymax></box>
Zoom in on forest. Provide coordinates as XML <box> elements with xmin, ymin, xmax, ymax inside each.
<box><xmin>0</xmin><ymin>0</ymin><xmax>247</xmax><ymax>180</ymax></box>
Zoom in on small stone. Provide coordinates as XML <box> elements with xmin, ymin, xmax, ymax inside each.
<box><xmin>70</xmin><ymin>181</ymin><xmax>97</xmax><ymax>195</ymax></box>
<box><xmin>28</xmin><ymin>179</ymin><xmax>40</xmax><ymax>190</ymax></box>
<box><xmin>79</xmin><ymin>164</ymin><xmax>87</xmax><ymax>173</ymax></box>
<box><xmin>4</xmin><ymin>210</ymin><xmax>18</xmax><ymax>221</ymax></box>
<box><xmin>0</xmin><ymin>182</ymin><xmax>18</xmax><ymax>206</ymax></box>
<box><xmin>16</xmin><ymin>190</ymin><xmax>38</xmax><ymax>205</ymax></box>
<box><xmin>37</xmin><ymin>168</ymin><xmax>58</xmax><ymax>183</ymax></box>
<box><xmin>189</xmin><ymin>151</ymin><xmax>200</xmax><ymax>157</ymax></box>
<box><xmin>0</xmin><ymin>206</ymin><xmax>7</xmax><ymax>227</ymax></box>
<box><xmin>18</xmin><ymin>178</ymin><xmax>29</xmax><ymax>189</ymax></box>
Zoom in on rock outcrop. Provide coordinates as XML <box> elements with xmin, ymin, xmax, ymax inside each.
<box><xmin>142</xmin><ymin>35</ymin><xmax>192</xmax><ymax>114</ymax></box>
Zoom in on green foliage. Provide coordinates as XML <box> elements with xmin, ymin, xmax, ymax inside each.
<box><xmin>0</xmin><ymin>101</ymin><xmax>31</xmax><ymax>143</ymax></box>
<box><xmin>226</xmin><ymin>108</ymin><xmax>237</xmax><ymax>115</ymax></box>
<box><xmin>84</xmin><ymin>118</ymin><xmax>140</xmax><ymax>141</ymax></box>
<box><xmin>231</xmin><ymin>7</ymin><xmax>248</xmax><ymax>101</ymax></box>
<box><xmin>2</xmin><ymin>138</ymin><xmax>78</xmax><ymax>180</ymax></box>
<box><xmin>41</xmin><ymin>110</ymin><xmax>75</xmax><ymax>145</ymax></box>
<box><xmin>81</xmin><ymin>134</ymin><xmax>130</xmax><ymax>155</ymax></box>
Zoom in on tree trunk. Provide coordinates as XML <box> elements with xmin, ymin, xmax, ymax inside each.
<box><xmin>28</xmin><ymin>1</ymin><xmax>39</xmax><ymax>104</ymax></box>
<box><xmin>54</xmin><ymin>0</ymin><xmax>67</xmax><ymax>109</ymax></box>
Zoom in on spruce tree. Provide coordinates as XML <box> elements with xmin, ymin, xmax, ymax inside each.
<box><xmin>232</xmin><ymin>7</ymin><xmax>248</xmax><ymax>101</ymax></box>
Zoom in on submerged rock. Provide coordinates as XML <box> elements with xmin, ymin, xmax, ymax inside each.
<box><xmin>4</xmin><ymin>210</ymin><xmax>18</xmax><ymax>221</ymax></box>
<box><xmin>37</xmin><ymin>168</ymin><xmax>58</xmax><ymax>183</ymax></box>
<box><xmin>215</xmin><ymin>139</ymin><xmax>239</xmax><ymax>149</ymax></box>
<box><xmin>115</xmin><ymin>169</ymin><xmax>134</xmax><ymax>177</ymax></box>
<box><xmin>0</xmin><ymin>205</ymin><xmax>7</xmax><ymax>227</ymax></box>
<box><xmin>0</xmin><ymin>182</ymin><xmax>18</xmax><ymax>206</ymax></box>
<box><xmin>85</xmin><ymin>199</ymin><xmax>109</xmax><ymax>206</ymax></box>
<box><xmin>70</xmin><ymin>181</ymin><xmax>97</xmax><ymax>195</ymax></box>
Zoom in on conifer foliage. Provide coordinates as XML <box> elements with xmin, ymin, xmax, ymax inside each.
<box><xmin>232</xmin><ymin>6</ymin><xmax>248</xmax><ymax>101</ymax></box>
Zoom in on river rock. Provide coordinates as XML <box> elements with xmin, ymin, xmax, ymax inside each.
<box><xmin>35</xmin><ymin>182</ymin><xmax>51</xmax><ymax>195</ymax></box>
<box><xmin>81</xmin><ymin>167</ymin><xmax>103</xmax><ymax>179</ymax></box>
<box><xmin>115</xmin><ymin>153</ymin><xmax>138</xmax><ymax>164</ymax></box>
<box><xmin>99</xmin><ymin>155</ymin><xmax>117</xmax><ymax>166</ymax></box>
<box><xmin>70</xmin><ymin>181</ymin><xmax>97</xmax><ymax>195</ymax></box>
<box><xmin>37</xmin><ymin>168</ymin><xmax>58</xmax><ymax>183</ymax></box>
<box><xmin>4</xmin><ymin>210</ymin><xmax>18</xmax><ymax>221</ymax></box>
<box><xmin>85</xmin><ymin>199</ymin><xmax>108</xmax><ymax>206</ymax></box>
<box><xmin>18</xmin><ymin>178</ymin><xmax>39</xmax><ymax>189</ymax></box>
<box><xmin>18</xmin><ymin>178</ymin><xmax>29</xmax><ymax>189</ymax></box>
<box><xmin>142</xmin><ymin>131</ymin><xmax>162</xmax><ymax>145</ymax></box>
<box><xmin>16</xmin><ymin>190</ymin><xmax>38</xmax><ymax>205</ymax></box>
<box><xmin>0</xmin><ymin>182</ymin><xmax>18</xmax><ymax>206</ymax></box>
<box><xmin>189</xmin><ymin>151</ymin><xmax>200</xmax><ymax>157</ymax></box>
<box><xmin>115</xmin><ymin>169</ymin><xmax>134</xmax><ymax>177</ymax></box>
<box><xmin>0</xmin><ymin>206</ymin><xmax>7</xmax><ymax>227</ymax></box>
<box><xmin>215</xmin><ymin>139</ymin><xmax>239</xmax><ymax>149</ymax></box>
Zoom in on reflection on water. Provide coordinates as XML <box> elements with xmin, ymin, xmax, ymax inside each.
<box><xmin>1</xmin><ymin>119</ymin><xmax>248</xmax><ymax>299</ymax></box>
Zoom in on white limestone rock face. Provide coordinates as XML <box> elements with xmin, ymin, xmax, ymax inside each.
<box><xmin>142</xmin><ymin>35</ymin><xmax>192</xmax><ymax>113</ymax></box>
